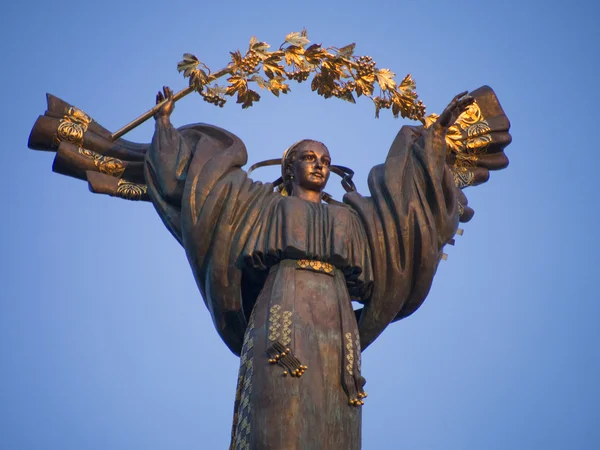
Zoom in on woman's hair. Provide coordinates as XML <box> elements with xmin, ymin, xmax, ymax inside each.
<box><xmin>282</xmin><ymin>139</ymin><xmax>329</xmax><ymax>195</ymax></box>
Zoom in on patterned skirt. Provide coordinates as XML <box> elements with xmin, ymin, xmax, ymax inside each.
<box><xmin>229</xmin><ymin>259</ymin><xmax>366</xmax><ymax>450</ymax></box>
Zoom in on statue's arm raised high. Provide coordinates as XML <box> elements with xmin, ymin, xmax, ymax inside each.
<box><xmin>145</xmin><ymin>86</ymin><xmax>192</xmax><ymax>208</ymax></box>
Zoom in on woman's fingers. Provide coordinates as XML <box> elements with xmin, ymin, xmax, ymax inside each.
<box><xmin>453</xmin><ymin>91</ymin><xmax>468</xmax><ymax>103</ymax></box>
<box><xmin>456</xmin><ymin>95</ymin><xmax>475</xmax><ymax>111</ymax></box>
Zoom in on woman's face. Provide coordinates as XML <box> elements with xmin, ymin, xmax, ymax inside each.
<box><xmin>291</xmin><ymin>142</ymin><xmax>331</xmax><ymax>193</ymax></box>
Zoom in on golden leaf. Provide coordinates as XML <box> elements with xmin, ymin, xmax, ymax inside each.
<box><xmin>230</xmin><ymin>50</ymin><xmax>243</xmax><ymax>70</ymax></box>
<box><xmin>285</xmin><ymin>31</ymin><xmax>310</xmax><ymax>47</ymax></box>
<box><xmin>321</xmin><ymin>58</ymin><xmax>346</xmax><ymax>76</ymax></box>
<box><xmin>177</xmin><ymin>53</ymin><xmax>200</xmax><ymax>77</ymax></box>
<box><xmin>389</xmin><ymin>90</ymin><xmax>417</xmax><ymax>119</ymax></box>
<box><xmin>263</xmin><ymin>53</ymin><xmax>285</xmax><ymax>79</ymax></box>
<box><xmin>445</xmin><ymin>125</ymin><xmax>464</xmax><ymax>152</ymax></box>
<box><xmin>336</xmin><ymin>43</ymin><xmax>356</xmax><ymax>58</ymax></box>
<box><xmin>424</xmin><ymin>113</ymin><xmax>439</xmax><ymax>129</ymax></box>
<box><xmin>337</xmin><ymin>90</ymin><xmax>356</xmax><ymax>103</ymax></box>
<box><xmin>250</xmin><ymin>38</ymin><xmax>271</xmax><ymax>56</ymax></box>
<box><xmin>304</xmin><ymin>44</ymin><xmax>329</xmax><ymax>65</ymax></box>
<box><xmin>399</xmin><ymin>73</ymin><xmax>416</xmax><ymax>92</ymax></box>
<box><xmin>376</xmin><ymin>68</ymin><xmax>396</xmax><ymax>91</ymax></box>
<box><xmin>190</xmin><ymin>69</ymin><xmax>209</xmax><ymax>91</ymax></box>
<box><xmin>225</xmin><ymin>76</ymin><xmax>247</xmax><ymax>96</ymax></box>
<box><xmin>284</xmin><ymin>45</ymin><xmax>305</xmax><ymax>67</ymax></box>
<box><xmin>206</xmin><ymin>84</ymin><xmax>227</xmax><ymax>96</ymax></box>
<box><xmin>237</xmin><ymin>89</ymin><xmax>260</xmax><ymax>108</ymax></box>
<box><xmin>311</xmin><ymin>71</ymin><xmax>336</xmax><ymax>98</ymax></box>
<box><xmin>446</xmin><ymin>126</ymin><xmax>462</xmax><ymax>141</ymax></box>
<box><xmin>267</xmin><ymin>77</ymin><xmax>290</xmax><ymax>97</ymax></box>
<box><xmin>355</xmin><ymin>73</ymin><xmax>375</xmax><ymax>97</ymax></box>
<box><xmin>250</xmin><ymin>74</ymin><xmax>267</xmax><ymax>89</ymax></box>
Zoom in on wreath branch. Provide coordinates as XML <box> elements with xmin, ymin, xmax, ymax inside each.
<box><xmin>110</xmin><ymin>29</ymin><xmax>426</xmax><ymax>141</ymax></box>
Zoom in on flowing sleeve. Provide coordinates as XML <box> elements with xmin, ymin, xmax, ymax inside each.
<box><xmin>144</xmin><ymin>118</ymin><xmax>193</xmax><ymax>244</ymax></box>
<box><xmin>145</xmin><ymin>119</ymin><xmax>277</xmax><ymax>356</ymax></box>
<box><xmin>344</xmin><ymin>124</ymin><xmax>460</xmax><ymax>350</ymax></box>
<box><xmin>144</xmin><ymin>119</ymin><xmax>245</xmax><ymax>245</ymax></box>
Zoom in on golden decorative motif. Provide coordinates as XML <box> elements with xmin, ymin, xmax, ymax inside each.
<box><xmin>296</xmin><ymin>259</ymin><xmax>334</xmax><ymax>273</ymax></box>
<box><xmin>66</xmin><ymin>106</ymin><xmax>92</xmax><ymax>128</ymax></box>
<box><xmin>465</xmin><ymin>135</ymin><xmax>493</xmax><ymax>150</ymax></box>
<box><xmin>345</xmin><ymin>332</ymin><xmax>354</xmax><ymax>376</ymax></box>
<box><xmin>177</xmin><ymin>30</ymin><xmax>426</xmax><ymax>121</ymax></box>
<box><xmin>425</xmin><ymin>101</ymin><xmax>491</xmax><ymax>155</ymax></box>
<box><xmin>266</xmin><ymin>308</ymin><xmax>305</xmax><ymax>378</ymax></box>
<box><xmin>54</xmin><ymin>106</ymin><xmax>93</xmax><ymax>147</ymax></box>
<box><xmin>424</xmin><ymin>100</ymin><xmax>492</xmax><ymax>196</ymax></box>
<box><xmin>116</xmin><ymin>179</ymin><xmax>147</xmax><ymax>201</ymax></box>
<box><xmin>466</xmin><ymin>120</ymin><xmax>491</xmax><ymax>138</ymax></box>
<box><xmin>451</xmin><ymin>167</ymin><xmax>475</xmax><ymax>188</ymax></box>
<box><xmin>267</xmin><ymin>340</ymin><xmax>306</xmax><ymax>378</ymax></box>
<box><xmin>281</xmin><ymin>311</ymin><xmax>292</xmax><ymax>347</ymax></box>
<box><xmin>57</xmin><ymin>121</ymin><xmax>85</xmax><ymax>146</ymax></box>
<box><xmin>268</xmin><ymin>305</ymin><xmax>282</xmax><ymax>342</ymax></box>
<box><xmin>453</xmin><ymin>102</ymin><xmax>483</xmax><ymax>129</ymax></box>
<box><xmin>354</xmin><ymin>331</ymin><xmax>361</xmax><ymax>373</ymax></box>
<box><xmin>454</xmin><ymin>152</ymin><xmax>480</xmax><ymax>167</ymax></box>
<box><xmin>78</xmin><ymin>148</ymin><xmax>126</xmax><ymax>177</ymax></box>
<box><xmin>446</xmin><ymin>101</ymin><xmax>491</xmax><ymax>156</ymax></box>
<box><xmin>232</xmin><ymin>312</ymin><xmax>255</xmax><ymax>450</ymax></box>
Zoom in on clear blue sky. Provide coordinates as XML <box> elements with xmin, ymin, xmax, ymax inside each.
<box><xmin>2</xmin><ymin>1</ymin><xmax>599</xmax><ymax>449</ymax></box>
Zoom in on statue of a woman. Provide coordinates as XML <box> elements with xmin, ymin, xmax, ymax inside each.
<box><xmin>146</xmin><ymin>86</ymin><xmax>472</xmax><ymax>449</ymax></box>
<box><xmin>28</xmin><ymin>85</ymin><xmax>511</xmax><ymax>450</ymax></box>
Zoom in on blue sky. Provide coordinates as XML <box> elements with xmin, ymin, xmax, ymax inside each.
<box><xmin>2</xmin><ymin>0</ymin><xmax>599</xmax><ymax>449</ymax></box>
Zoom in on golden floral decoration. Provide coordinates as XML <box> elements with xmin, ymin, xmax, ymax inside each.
<box><xmin>54</xmin><ymin>106</ymin><xmax>93</xmax><ymax>147</ymax></box>
<box><xmin>296</xmin><ymin>259</ymin><xmax>334</xmax><ymax>273</ymax></box>
<box><xmin>177</xmin><ymin>30</ymin><xmax>426</xmax><ymax>121</ymax></box>
<box><xmin>424</xmin><ymin>100</ymin><xmax>493</xmax><ymax>191</ymax></box>
<box><xmin>78</xmin><ymin>148</ymin><xmax>125</xmax><ymax>177</ymax></box>
<box><xmin>116</xmin><ymin>179</ymin><xmax>147</xmax><ymax>201</ymax></box>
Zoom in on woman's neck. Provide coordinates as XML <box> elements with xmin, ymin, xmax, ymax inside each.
<box><xmin>292</xmin><ymin>186</ymin><xmax>322</xmax><ymax>203</ymax></box>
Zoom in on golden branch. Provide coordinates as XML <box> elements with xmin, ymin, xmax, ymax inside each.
<box><xmin>110</xmin><ymin>30</ymin><xmax>426</xmax><ymax>141</ymax></box>
<box><xmin>179</xmin><ymin>29</ymin><xmax>426</xmax><ymax>121</ymax></box>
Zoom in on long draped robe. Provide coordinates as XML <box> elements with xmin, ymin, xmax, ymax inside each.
<box><xmin>144</xmin><ymin>119</ymin><xmax>459</xmax><ymax>449</ymax></box>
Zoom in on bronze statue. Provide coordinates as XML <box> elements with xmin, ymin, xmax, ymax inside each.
<box><xmin>27</xmin><ymin>33</ymin><xmax>511</xmax><ymax>450</ymax></box>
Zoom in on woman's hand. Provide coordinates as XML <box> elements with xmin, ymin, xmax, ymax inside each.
<box><xmin>437</xmin><ymin>91</ymin><xmax>475</xmax><ymax>129</ymax></box>
<box><xmin>154</xmin><ymin>86</ymin><xmax>175</xmax><ymax>120</ymax></box>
